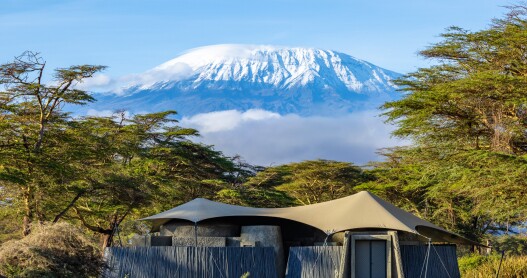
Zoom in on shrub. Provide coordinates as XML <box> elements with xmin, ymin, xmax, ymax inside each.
<box><xmin>460</xmin><ymin>254</ymin><xmax>527</xmax><ymax>278</ymax></box>
<box><xmin>458</xmin><ymin>253</ymin><xmax>494</xmax><ymax>273</ymax></box>
<box><xmin>0</xmin><ymin>222</ymin><xmax>104</xmax><ymax>277</ymax></box>
<box><xmin>490</xmin><ymin>234</ymin><xmax>527</xmax><ymax>256</ymax></box>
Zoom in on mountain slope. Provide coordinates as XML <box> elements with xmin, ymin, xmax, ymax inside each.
<box><xmin>87</xmin><ymin>44</ymin><xmax>401</xmax><ymax>116</ymax></box>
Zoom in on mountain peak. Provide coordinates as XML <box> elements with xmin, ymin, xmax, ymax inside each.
<box><xmin>129</xmin><ymin>44</ymin><xmax>396</xmax><ymax>91</ymax></box>
<box><xmin>90</xmin><ymin>44</ymin><xmax>401</xmax><ymax>116</ymax></box>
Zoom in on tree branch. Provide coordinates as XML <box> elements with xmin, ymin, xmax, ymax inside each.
<box><xmin>53</xmin><ymin>190</ymin><xmax>86</xmax><ymax>223</ymax></box>
<box><xmin>73</xmin><ymin>207</ymin><xmax>111</xmax><ymax>234</ymax></box>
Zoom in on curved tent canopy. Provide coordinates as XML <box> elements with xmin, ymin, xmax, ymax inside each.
<box><xmin>142</xmin><ymin>191</ymin><xmax>480</xmax><ymax>245</ymax></box>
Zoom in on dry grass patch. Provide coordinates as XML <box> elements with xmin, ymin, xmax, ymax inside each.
<box><xmin>0</xmin><ymin>222</ymin><xmax>104</xmax><ymax>278</ymax></box>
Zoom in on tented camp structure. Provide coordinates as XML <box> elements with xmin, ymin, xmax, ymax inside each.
<box><xmin>142</xmin><ymin>191</ymin><xmax>474</xmax><ymax>244</ymax></box>
<box><xmin>105</xmin><ymin>191</ymin><xmax>478</xmax><ymax>278</ymax></box>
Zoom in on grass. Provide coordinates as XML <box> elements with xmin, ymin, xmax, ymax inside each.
<box><xmin>459</xmin><ymin>253</ymin><xmax>527</xmax><ymax>278</ymax></box>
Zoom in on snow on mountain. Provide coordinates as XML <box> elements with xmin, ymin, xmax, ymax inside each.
<box><xmin>86</xmin><ymin>44</ymin><xmax>402</xmax><ymax>116</ymax></box>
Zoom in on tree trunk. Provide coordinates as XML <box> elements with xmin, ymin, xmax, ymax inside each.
<box><xmin>100</xmin><ymin>213</ymin><xmax>119</xmax><ymax>251</ymax></box>
<box><xmin>22</xmin><ymin>185</ymin><xmax>33</xmax><ymax>236</ymax></box>
<box><xmin>100</xmin><ymin>231</ymin><xmax>114</xmax><ymax>252</ymax></box>
<box><xmin>34</xmin><ymin>120</ymin><xmax>45</xmax><ymax>153</ymax></box>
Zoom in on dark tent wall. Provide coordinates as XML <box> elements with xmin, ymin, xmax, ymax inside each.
<box><xmin>400</xmin><ymin>245</ymin><xmax>461</xmax><ymax>278</ymax></box>
<box><xmin>285</xmin><ymin>246</ymin><xmax>343</xmax><ymax>278</ymax></box>
<box><xmin>104</xmin><ymin>246</ymin><xmax>277</xmax><ymax>278</ymax></box>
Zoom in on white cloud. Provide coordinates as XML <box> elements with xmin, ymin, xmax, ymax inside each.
<box><xmin>123</xmin><ymin>62</ymin><xmax>193</xmax><ymax>92</ymax></box>
<box><xmin>84</xmin><ymin>73</ymin><xmax>112</xmax><ymax>87</ymax></box>
<box><xmin>74</xmin><ymin>62</ymin><xmax>194</xmax><ymax>94</ymax></box>
<box><xmin>85</xmin><ymin>109</ymin><xmax>131</xmax><ymax>119</ymax></box>
<box><xmin>183</xmin><ymin>109</ymin><xmax>407</xmax><ymax>166</ymax></box>
<box><xmin>74</xmin><ymin>73</ymin><xmax>114</xmax><ymax>91</ymax></box>
<box><xmin>86</xmin><ymin>109</ymin><xmax>114</xmax><ymax>117</ymax></box>
<box><xmin>77</xmin><ymin>108</ymin><xmax>406</xmax><ymax>166</ymax></box>
<box><xmin>181</xmin><ymin>109</ymin><xmax>281</xmax><ymax>133</ymax></box>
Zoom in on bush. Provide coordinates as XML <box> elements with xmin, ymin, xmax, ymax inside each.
<box><xmin>490</xmin><ymin>234</ymin><xmax>527</xmax><ymax>256</ymax></box>
<box><xmin>0</xmin><ymin>222</ymin><xmax>104</xmax><ymax>278</ymax></box>
<box><xmin>458</xmin><ymin>253</ymin><xmax>494</xmax><ymax>273</ymax></box>
<box><xmin>460</xmin><ymin>254</ymin><xmax>527</xmax><ymax>278</ymax></box>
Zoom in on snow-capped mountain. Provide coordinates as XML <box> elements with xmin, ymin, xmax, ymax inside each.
<box><xmin>87</xmin><ymin>44</ymin><xmax>401</xmax><ymax>116</ymax></box>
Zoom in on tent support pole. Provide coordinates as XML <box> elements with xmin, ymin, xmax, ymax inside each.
<box><xmin>194</xmin><ymin>222</ymin><xmax>198</xmax><ymax>246</ymax></box>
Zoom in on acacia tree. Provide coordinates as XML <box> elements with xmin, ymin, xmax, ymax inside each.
<box><xmin>40</xmin><ymin>111</ymin><xmax>247</xmax><ymax>249</ymax></box>
<box><xmin>0</xmin><ymin>53</ymin><xmax>258</xmax><ymax>249</ymax></box>
<box><xmin>384</xmin><ymin>6</ymin><xmax>527</xmax><ymax>153</ymax></box>
<box><xmin>360</xmin><ymin>147</ymin><xmax>527</xmax><ymax>241</ymax></box>
<box><xmin>373</xmin><ymin>6</ymin><xmax>527</xmax><ymax>242</ymax></box>
<box><xmin>66</xmin><ymin>111</ymin><xmax>198</xmax><ymax>248</ymax></box>
<box><xmin>245</xmin><ymin>160</ymin><xmax>373</xmax><ymax>205</ymax></box>
<box><xmin>0</xmin><ymin>52</ymin><xmax>105</xmax><ymax>236</ymax></box>
<box><xmin>35</xmin><ymin>113</ymin><xmax>153</xmax><ymax>248</ymax></box>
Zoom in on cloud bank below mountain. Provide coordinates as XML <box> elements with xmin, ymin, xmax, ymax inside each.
<box><xmin>181</xmin><ymin>109</ymin><xmax>406</xmax><ymax>166</ymax></box>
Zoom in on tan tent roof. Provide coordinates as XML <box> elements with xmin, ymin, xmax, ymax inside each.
<box><xmin>142</xmin><ymin>191</ymin><xmax>479</xmax><ymax>245</ymax></box>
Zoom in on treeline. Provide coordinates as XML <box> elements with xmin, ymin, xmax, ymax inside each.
<box><xmin>365</xmin><ymin>5</ymin><xmax>527</xmax><ymax>243</ymax></box>
<box><xmin>212</xmin><ymin>4</ymin><xmax>527</xmax><ymax>245</ymax></box>
<box><xmin>0</xmin><ymin>52</ymin><xmax>263</xmax><ymax>248</ymax></box>
<box><xmin>2</xmin><ymin>5</ymin><xmax>527</xmax><ymax>256</ymax></box>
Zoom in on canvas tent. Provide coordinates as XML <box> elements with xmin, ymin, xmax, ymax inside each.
<box><xmin>143</xmin><ymin>191</ymin><xmax>478</xmax><ymax>245</ymax></box>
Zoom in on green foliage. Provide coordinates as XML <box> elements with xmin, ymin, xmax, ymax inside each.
<box><xmin>0</xmin><ymin>52</ymin><xmax>257</xmax><ymax>249</ymax></box>
<box><xmin>0</xmin><ymin>51</ymin><xmax>106</xmax><ymax>236</ymax></box>
<box><xmin>245</xmin><ymin>160</ymin><xmax>373</xmax><ymax>205</ymax></box>
<box><xmin>370</xmin><ymin>5</ymin><xmax>527</xmax><ymax>242</ymax></box>
<box><xmin>458</xmin><ymin>253</ymin><xmax>496</xmax><ymax>274</ymax></box>
<box><xmin>0</xmin><ymin>187</ymin><xmax>21</xmax><ymax>244</ymax></box>
<box><xmin>361</xmin><ymin>148</ymin><xmax>527</xmax><ymax>240</ymax></box>
<box><xmin>489</xmin><ymin>234</ymin><xmax>527</xmax><ymax>256</ymax></box>
<box><xmin>459</xmin><ymin>254</ymin><xmax>527</xmax><ymax>278</ymax></box>
<box><xmin>215</xmin><ymin>186</ymin><xmax>294</xmax><ymax>208</ymax></box>
<box><xmin>384</xmin><ymin>9</ymin><xmax>527</xmax><ymax>153</ymax></box>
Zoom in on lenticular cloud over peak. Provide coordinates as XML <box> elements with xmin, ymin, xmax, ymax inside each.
<box><xmin>156</xmin><ymin>44</ymin><xmax>281</xmax><ymax>71</ymax></box>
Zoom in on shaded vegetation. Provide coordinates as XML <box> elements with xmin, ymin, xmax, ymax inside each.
<box><xmin>359</xmin><ymin>148</ymin><xmax>527</xmax><ymax>242</ymax></box>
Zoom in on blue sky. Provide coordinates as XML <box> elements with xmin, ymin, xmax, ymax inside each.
<box><xmin>0</xmin><ymin>0</ymin><xmax>512</xmax><ymax>165</ymax></box>
<box><xmin>2</xmin><ymin>0</ymin><xmax>506</xmax><ymax>76</ymax></box>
